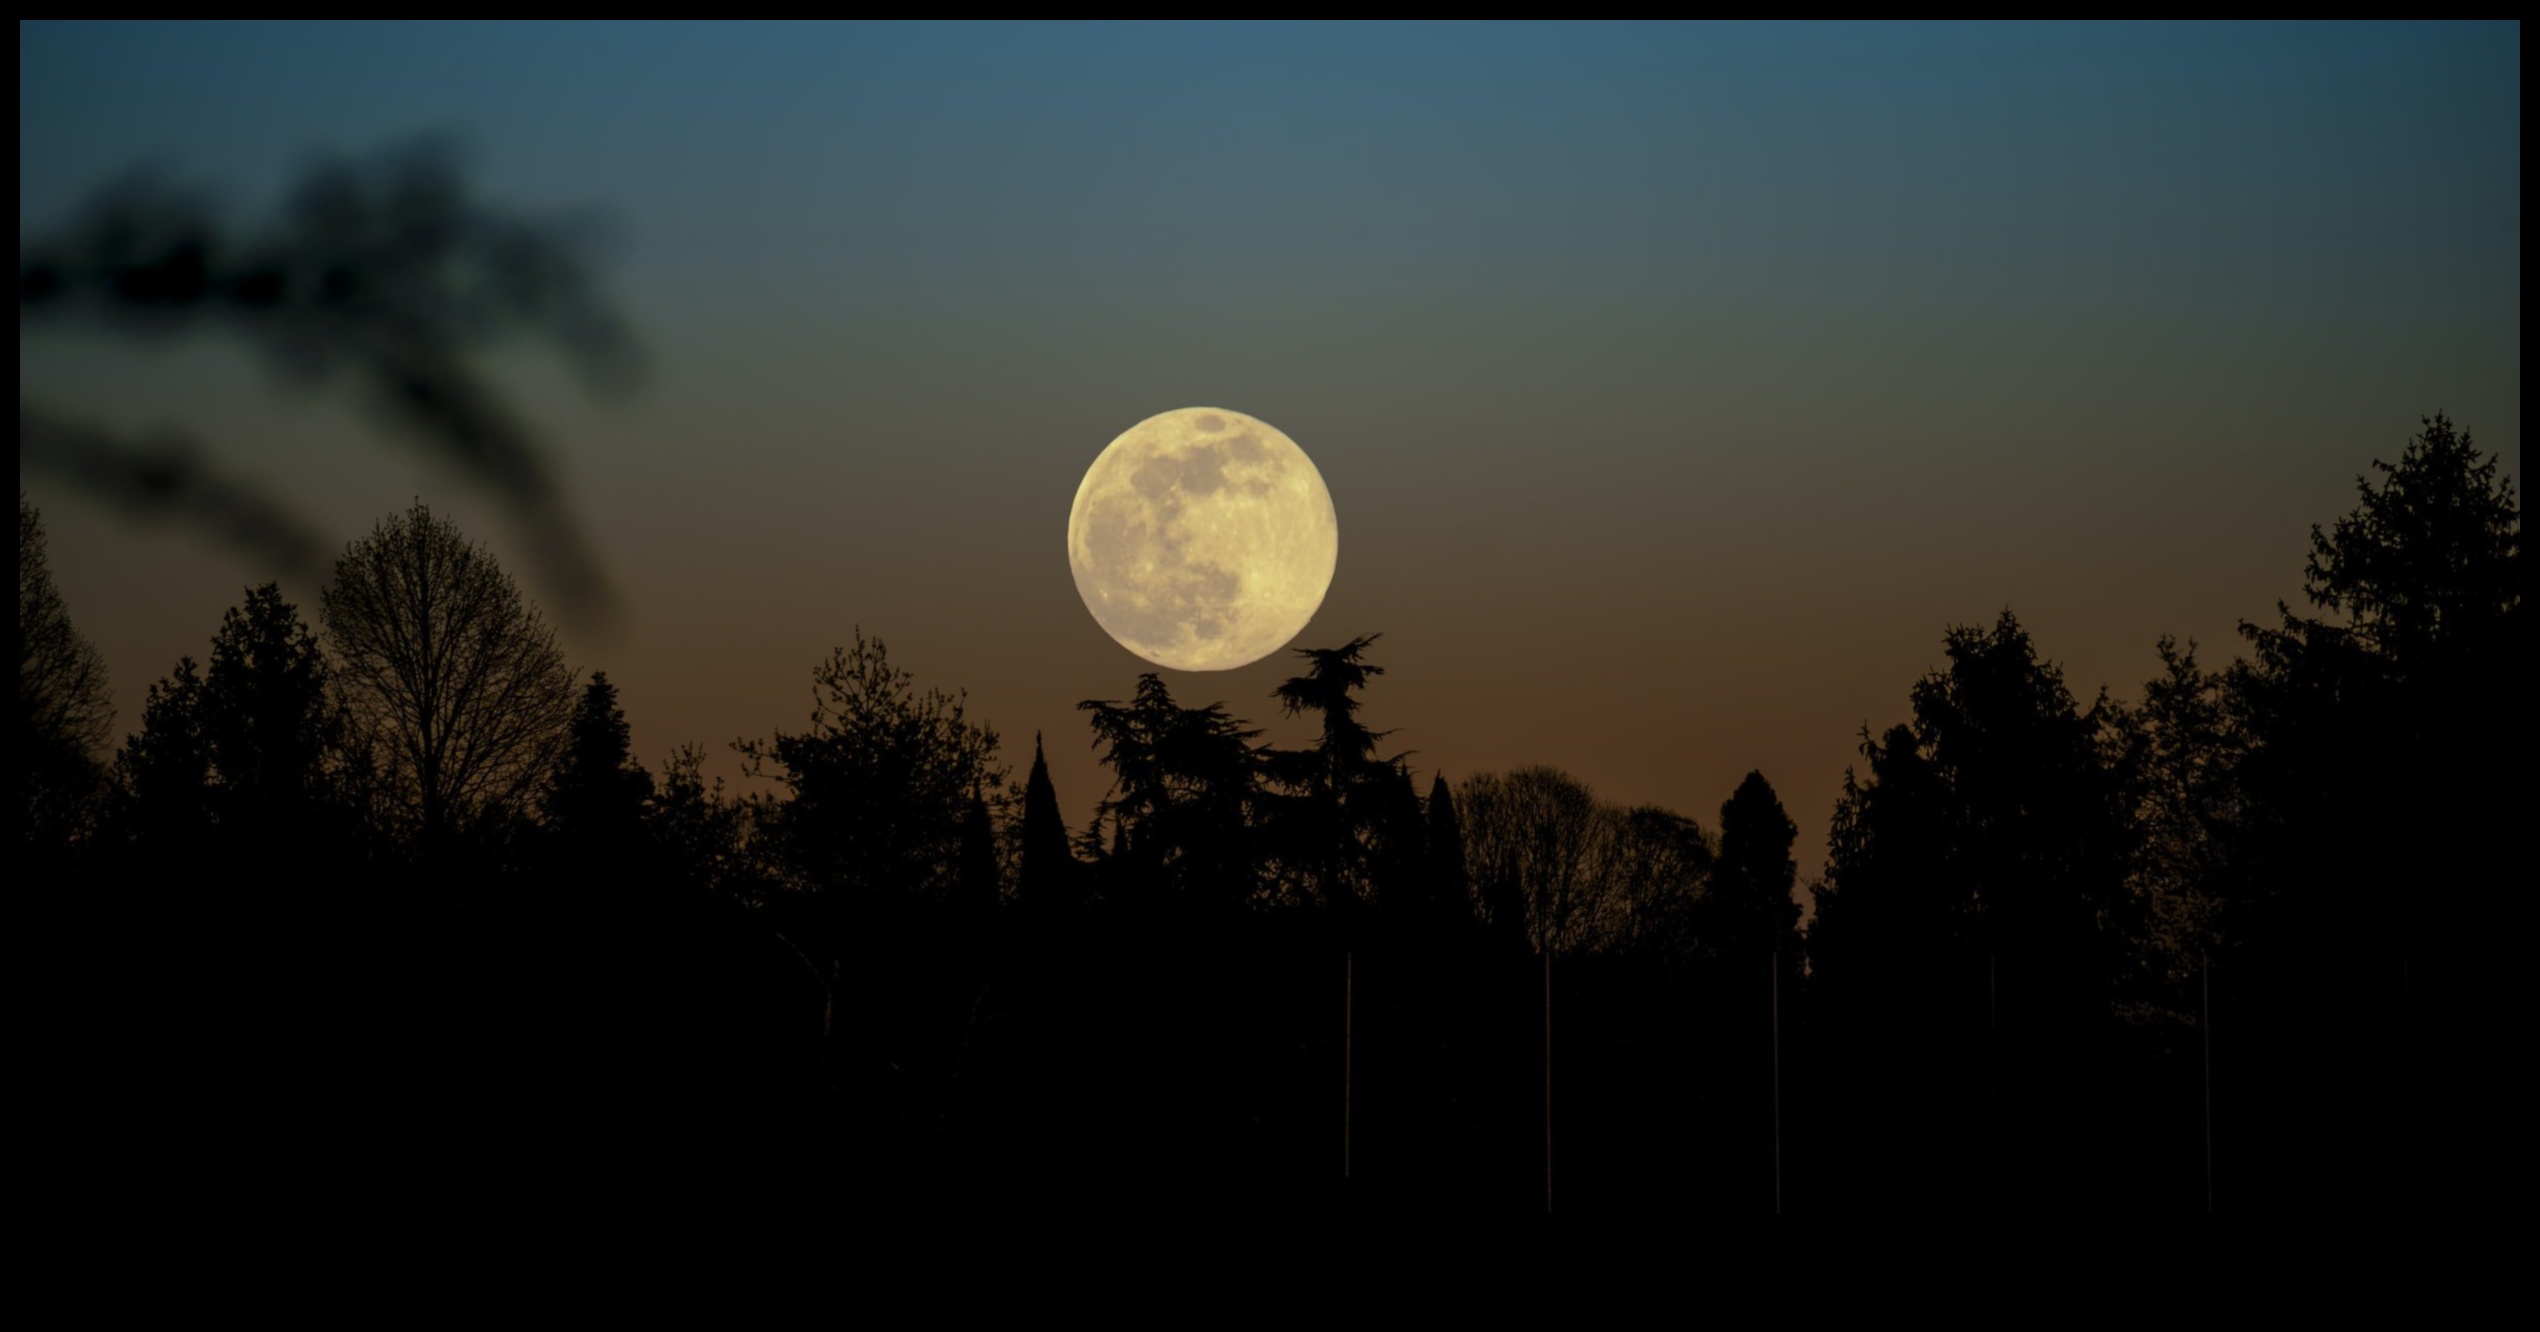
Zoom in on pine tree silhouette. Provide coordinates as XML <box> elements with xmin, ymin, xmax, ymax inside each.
<box><xmin>545</xmin><ymin>671</ymin><xmax>655</xmax><ymax>858</ymax></box>
<box><xmin>1018</xmin><ymin>733</ymin><xmax>1078</xmax><ymax>916</ymax></box>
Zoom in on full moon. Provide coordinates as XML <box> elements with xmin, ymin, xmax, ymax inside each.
<box><xmin>1068</xmin><ymin>407</ymin><xmax>1339</xmax><ymax>672</ymax></box>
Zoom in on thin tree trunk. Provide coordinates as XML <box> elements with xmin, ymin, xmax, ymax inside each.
<box><xmin>1343</xmin><ymin>948</ymin><xmax>1354</xmax><ymax>1183</ymax></box>
<box><xmin>2202</xmin><ymin>951</ymin><xmax>2214</xmax><ymax>1215</ymax></box>
<box><xmin>1771</xmin><ymin>948</ymin><xmax>1783</xmax><ymax>1216</ymax></box>
<box><xmin>1544</xmin><ymin>947</ymin><xmax>1554</xmax><ymax>1217</ymax></box>
<box><xmin>1987</xmin><ymin>945</ymin><xmax>1999</xmax><ymax>1205</ymax></box>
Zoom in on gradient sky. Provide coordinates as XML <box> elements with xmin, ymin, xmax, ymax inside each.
<box><xmin>19</xmin><ymin>21</ymin><xmax>2522</xmax><ymax>877</ymax></box>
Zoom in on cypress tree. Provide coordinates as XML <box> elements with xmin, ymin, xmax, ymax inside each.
<box><xmin>1018</xmin><ymin>733</ymin><xmax>1076</xmax><ymax>913</ymax></box>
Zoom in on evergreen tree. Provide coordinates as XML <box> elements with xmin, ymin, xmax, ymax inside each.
<box><xmin>111</xmin><ymin>585</ymin><xmax>344</xmax><ymax>860</ymax></box>
<box><xmin>1909</xmin><ymin>610</ymin><xmax>2129</xmax><ymax>977</ymax></box>
<box><xmin>1071</xmin><ymin>811</ymin><xmax>1111</xmax><ymax>869</ymax></box>
<box><xmin>2220</xmin><ymin>413</ymin><xmax>2522</xmax><ymax>1217</ymax></box>
<box><xmin>1369</xmin><ymin>761</ymin><xmax>1432</xmax><ymax>922</ymax></box>
<box><xmin>1811</xmin><ymin>723</ymin><xmax>1955</xmax><ymax>979</ymax></box>
<box><xmin>1272</xmin><ymin>635</ymin><xmax>1386</xmax><ymax>778</ymax></box>
<box><xmin>545</xmin><ymin>671</ymin><xmax>655</xmax><ymax>853</ymax></box>
<box><xmin>1267</xmin><ymin>634</ymin><xmax>1398</xmax><ymax>919</ymax></box>
<box><xmin>2278</xmin><ymin>412</ymin><xmax>2520</xmax><ymax>671</ymax></box>
<box><xmin>1708</xmin><ymin>771</ymin><xmax>1800</xmax><ymax>961</ymax></box>
<box><xmin>1017</xmin><ymin>733</ymin><xmax>1078</xmax><ymax>914</ymax></box>
<box><xmin>113</xmin><ymin>658</ymin><xmax>215</xmax><ymax>855</ymax></box>
<box><xmin>1809</xmin><ymin>611</ymin><xmax>2130</xmax><ymax>1213</ymax></box>
<box><xmin>740</xmin><ymin>629</ymin><xmax>1006</xmax><ymax>905</ymax></box>
<box><xmin>2231</xmin><ymin>412</ymin><xmax>2522</xmax><ymax>947</ymax></box>
<box><xmin>199</xmin><ymin>583</ymin><xmax>341</xmax><ymax>839</ymax></box>
<box><xmin>1079</xmin><ymin>674</ymin><xmax>1263</xmax><ymax>911</ymax></box>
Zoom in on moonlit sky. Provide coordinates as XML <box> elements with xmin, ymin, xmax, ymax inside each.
<box><xmin>19</xmin><ymin>21</ymin><xmax>2521</xmax><ymax>877</ymax></box>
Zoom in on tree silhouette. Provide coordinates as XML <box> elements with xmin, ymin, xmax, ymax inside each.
<box><xmin>1261</xmin><ymin>636</ymin><xmax>1411</xmax><ymax>1190</ymax></box>
<box><xmin>1910</xmin><ymin>611</ymin><xmax>2129</xmax><ymax>969</ymax></box>
<box><xmin>1455</xmin><ymin>765</ymin><xmax>1623</xmax><ymax>1214</ymax></box>
<box><xmin>1459</xmin><ymin>767</ymin><xmax>1613</xmax><ymax>956</ymax></box>
<box><xmin>2117</xmin><ymin>637</ymin><xmax>2240</xmax><ymax>1024</ymax></box>
<box><xmin>107</xmin><ymin>583</ymin><xmax>349</xmax><ymax>879</ymax></box>
<box><xmin>2220</xmin><ymin>412</ymin><xmax>2522</xmax><ymax>1216</ymax></box>
<box><xmin>545</xmin><ymin>671</ymin><xmax>654</xmax><ymax>855</ymax></box>
<box><xmin>1809</xmin><ymin>610</ymin><xmax>2130</xmax><ymax>1213</ymax></box>
<box><xmin>740</xmin><ymin>628</ymin><xmax>1006</xmax><ymax>905</ymax></box>
<box><xmin>1600</xmin><ymin>805</ymin><xmax>1712</xmax><ymax>958</ymax></box>
<box><xmin>2284</xmin><ymin>412</ymin><xmax>2520</xmax><ymax>670</ymax></box>
<box><xmin>1267</xmin><ymin>635</ymin><xmax>1402</xmax><ymax>921</ymax></box>
<box><xmin>1810</xmin><ymin>724</ymin><xmax>1972</xmax><ymax>1216</ymax></box>
<box><xmin>958</xmin><ymin>783</ymin><xmax>1001</xmax><ymax>917</ymax></box>
<box><xmin>647</xmin><ymin>741</ymin><xmax>766</xmax><ymax>906</ymax></box>
<box><xmin>18</xmin><ymin>395</ymin><xmax>2517</xmax><ymax>1222</ymax></box>
<box><xmin>1423</xmin><ymin>774</ymin><xmax>1470</xmax><ymax>928</ymax></box>
<box><xmin>17</xmin><ymin>492</ymin><xmax>113</xmax><ymax>855</ymax></box>
<box><xmin>1079</xmin><ymin>674</ymin><xmax>1264</xmax><ymax>911</ymax></box>
<box><xmin>322</xmin><ymin>500</ymin><xmax>575</xmax><ymax>852</ymax></box>
<box><xmin>1016</xmin><ymin>732</ymin><xmax>1079</xmax><ymax>915</ymax></box>
<box><xmin>1708</xmin><ymin>772</ymin><xmax>1799</xmax><ymax>961</ymax></box>
<box><xmin>200</xmin><ymin>584</ymin><xmax>344</xmax><ymax>838</ymax></box>
<box><xmin>1812</xmin><ymin>723</ymin><xmax>1955</xmax><ymax>978</ymax></box>
<box><xmin>2232</xmin><ymin>412</ymin><xmax>2522</xmax><ymax>942</ymax></box>
<box><xmin>1271</xmin><ymin>636</ymin><xmax>1386</xmax><ymax>766</ymax></box>
<box><xmin>1369</xmin><ymin>762</ymin><xmax>1432</xmax><ymax>922</ymax></box>
<box><xmin>1677</xmin><ymin>773</ymin><xmax>1792</xmax><ymax>1215</ymax></box>
<box><xmin>112</xmin><ymin>656</ymin><xmax>215</xmax><ymax>855</ymax></box>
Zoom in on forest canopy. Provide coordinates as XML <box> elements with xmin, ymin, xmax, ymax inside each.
<box><xmin>16</xmin><ymin>412</ymin><xmax>2519</xmax><ymax>1222</ymax></box>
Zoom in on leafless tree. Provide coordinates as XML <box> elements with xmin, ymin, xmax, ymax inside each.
<box><xmin>18</xmin><ymin>491</ymin><xmax>115</xmax><ymax>844</ymax></box>
<box><xmin>322</xmin><ymin>500</ymin><xmax>573</xmax><ymax>845</ymax></box>
<box><xmin>1602</xmin><ymin>804</ymin><xmax>1713</xmax><ymax>956</ymax></box>
<box><xmin>1458</xmin><ymin>764</ymin><xmax>1638</xmax><ymax>1216</ymax></box>
<box><xmin>1459</xmin><ymin>766</ymin><xmax>1618</xmax><ymax>956</ymax></box>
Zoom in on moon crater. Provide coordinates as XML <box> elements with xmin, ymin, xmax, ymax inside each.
<box><xmin>1068</xmin><ymin>407</ymin><xmax>1338</xmax><ymax>672</ymax></box>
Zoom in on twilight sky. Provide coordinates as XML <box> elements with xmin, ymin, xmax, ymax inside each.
<box><xmin>19</xmin><ymin>21</ymin><xmax>2522</xmax><ymax>875</ymax></box>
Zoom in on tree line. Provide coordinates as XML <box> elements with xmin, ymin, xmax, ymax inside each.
<box><xmin>16</xmin><ymin>413</ymin><xmax>2521</xmax><ymax>1221</ymax></box>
